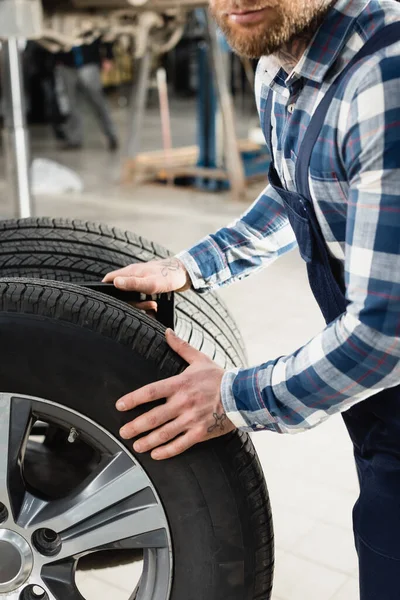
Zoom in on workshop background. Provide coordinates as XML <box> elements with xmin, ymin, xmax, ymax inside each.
<box><xmin>0</xmin><ymin>9</ymin><xmax>359</xmax><ymax>600</ymax></box>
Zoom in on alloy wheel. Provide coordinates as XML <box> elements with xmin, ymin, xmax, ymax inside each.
<box><xmin>0</xmin><ymin>393</ymin><xmax>173</xmax><ymax>600</ymax></box>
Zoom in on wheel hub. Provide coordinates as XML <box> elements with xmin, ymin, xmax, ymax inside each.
<box><xmin>0</xmin><ymin>530</ymin><xmax>33</xmax><ymax>593</ymax></box>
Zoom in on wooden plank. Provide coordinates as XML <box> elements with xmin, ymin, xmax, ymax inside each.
<box><xmin>132</xmin><ymin>140</ymin><xmax>261</xmax><ymax>167</ymax></box>
<box><xmin>159</xmin><ymin>166</ymin><xmax>229</xmax><ymax>180</ymax></box>
<box><xmin>122</xmin><ymin>139</ymin><xmax>265</xmax><ymax>186</ymax></box>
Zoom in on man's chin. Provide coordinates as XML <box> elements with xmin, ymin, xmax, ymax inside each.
<box><xmin>223</xmin><ymin>31</ymin><xmax>277</xmax><ymax>59</ymax></box>
<box><xmin>214</xmin><ymin>15</ymin><xmax>281</xmax><ymax>58</ymax></box>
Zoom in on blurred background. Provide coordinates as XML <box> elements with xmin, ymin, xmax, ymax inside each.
<box><xmin>0</xmin><ymin>2</ymin><xmax>360</xmax><ymax>598</ymax></box>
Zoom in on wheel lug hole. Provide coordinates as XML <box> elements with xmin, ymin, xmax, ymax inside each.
<box><xmin>20</xmin><ymin>585</ymin><xmax>48</xmax><ymax>600</ymax></box>
<box><xmin>43</xmin><ymin>529</ymin><xmax>57</xmax><ymax>543</ymax></box>
<box><xmin>0</xmin><ymin>502</ymin><xmax>8</xmax><ymax>524</ymax></box>
<box><xmin>32</xmin><ymin>528</ymin><xmax>62</xmax><ymax>556</ymax></box>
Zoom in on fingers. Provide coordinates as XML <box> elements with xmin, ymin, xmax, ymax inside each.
<box><xmin>116</xmin><ymin>275</ymin><xmax>165</xmax><ymax>294</ymax></box>
<box><xmin>103</xmin><ymin>258</ymin><xmax>190</xmax><ymax>295</ymax></box>
<box><xmin>130</xmin><ymin>301</ymin><xmax>158</xmax><ymax>312</ymax></box>
<box><xmin>151</xmin><ymin>430</ymin><xmax>202</xmax><ymax>460</ymax></box>
<box><xmin>121</xmin><ymin>403</ymin><xmax>201</xmax><ymax>460</ymax></box>
<box><xmin>102</xmin><ymin>271</ymin><xmax>120</xmax><ymax>283</ymax></box>
<box><xmin>165</xmin><ymin>329</ymin><xmax>203</xmax><ymax>365</ymax></box>
<box><xmin>132</xmin><ymin>416</ymin><xmax>187</xmax><ymax>453</ymax></box>
<box><xmin>116</xmin><ymin>374</ymin><xmax>183</xmax><ymax>411</ymax></box>
<box><xmin>102</xmin><ymin>264</ymin><xmax>145</xmax><ymax>283</ymax></box>
<box><xmin>119</xmin><ymin>402</ymin><xmax>180</xmax><ymax>440</ymax></box>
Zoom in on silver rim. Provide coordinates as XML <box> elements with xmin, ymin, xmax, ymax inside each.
<box><xmin>0</xmin><ymin>393</ymin><xmax>173</xmax><ymax>600</ymax></box>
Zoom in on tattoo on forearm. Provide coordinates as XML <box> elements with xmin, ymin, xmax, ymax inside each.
<box><xmin>207</xmin><ymin>412</ymin><xmax>227</xmax><ymax>434</ymax></box>
<box><xmin>161</xmin><ymin>258</ymin><xmax>183</xmax><ymax>278</ymax></box>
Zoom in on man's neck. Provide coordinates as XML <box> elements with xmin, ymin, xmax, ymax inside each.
<box><xmin>275</xmin><ymin>34</ymin><xmax>313</xmax><ymax>75</ymax></box>
<box><xmin>275</xmin><ymin>0</ymin><xmax>336</xmax><ymax>75</ymax></box>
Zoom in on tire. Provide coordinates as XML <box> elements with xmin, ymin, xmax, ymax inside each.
<box><xmin>0</xmin><ymin>218</ymin><xmax>247</xmax><ymax>369</ymax></box>
<box><xmin>0</xmin><ymin>279</ymin><xmax>274</xmax><ymax>600</ymax></box>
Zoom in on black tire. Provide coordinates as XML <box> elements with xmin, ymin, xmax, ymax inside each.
<box><xmin>0</xmin><ymin>218</ymin><xmax>247</xmax><ymax>369</ymax></box>
<box><xmin>0</xmin><ymin>279</ymin><xmax>274</xmax><ymax>600</ymax></box>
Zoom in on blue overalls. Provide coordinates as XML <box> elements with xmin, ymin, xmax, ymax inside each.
<box><xmin>262</xmin><ymin>22</ymin><xmax>400</xmax><ymax>600</ymax></box>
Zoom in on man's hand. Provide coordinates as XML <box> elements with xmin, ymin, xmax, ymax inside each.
<box><xmin>103</xmin><ymin>257</ymin><xmax>191</xmax><ymax>312</ymax></box>
<box><xmin>117</xmin><ymin>329</ymin><xmax>236</xmax><ymax>460</ymax></box>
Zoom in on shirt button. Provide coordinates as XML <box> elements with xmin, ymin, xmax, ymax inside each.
<box><xmin>288</xmin><ymin>103</ymin><xmax>295</xmax><ymax>114</ymax></box>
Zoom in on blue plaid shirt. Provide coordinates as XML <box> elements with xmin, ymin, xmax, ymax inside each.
<box><xmin>179</xmin><ymin>0</ymin><xmax>400</xmax><ymax>434</ymax></box>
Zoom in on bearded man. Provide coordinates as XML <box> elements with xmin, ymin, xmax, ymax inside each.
<box><xmin>104</xmin><ymin>1</ymin><xmax>400</xmax><ymax>597</ymax></box>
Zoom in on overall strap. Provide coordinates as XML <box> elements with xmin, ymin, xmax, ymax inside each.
<box><xmin>263</xmin><ymin>89</ymin><xmax>274</xmax><ymax>160</ymax></box>
<box><xmin>296</xmin><ymin>21</ymin><xmax>400</xmax><ymax>199</ymax></box>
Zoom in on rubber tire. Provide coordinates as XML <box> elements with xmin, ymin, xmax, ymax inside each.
<box><xmin>0</xmin><ymin>279</ymin><xmax>274</xmax><ymax>600</ymax></box>
<box><xmin>0</xmin><ymin>218</ymin><xmax>247</xmax><ymax>369</ymax></box>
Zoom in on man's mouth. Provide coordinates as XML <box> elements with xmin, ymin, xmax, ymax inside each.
<box><xmin>227</xmin><ymin>6</ymin><xmax>273</xmax><ymax>25</ymax></box>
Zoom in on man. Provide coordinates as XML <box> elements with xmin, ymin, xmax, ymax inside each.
<box><xmin>56</xmin><ymin>37</ymin><xmax>119</xmax><ymax>150</ymax></box>
<box><xmin>104</xmin><ymin>1</ymin><xmax>400</xmax><ymax>598</ymax></box>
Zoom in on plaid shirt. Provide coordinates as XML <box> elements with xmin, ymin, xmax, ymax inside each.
<box><xmin>178</xmin><ymin>0</ymin><xmax>400</xmax><ymax>434</ymax></box>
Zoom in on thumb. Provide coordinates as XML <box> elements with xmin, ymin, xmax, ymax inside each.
<box><xmin>166</xmin><ymin>329</ymin><xmax>201</xmax><ymax>364</ymax></box>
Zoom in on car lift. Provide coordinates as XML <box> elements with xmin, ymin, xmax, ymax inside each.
<box><xmin>123</xmin><ymin>8</ymin><xmax>248</xmax><ymax>200</ymax></box>
<box><xmin>0</xmin><ymin>0</ymin><xmax>43</xmax><ymax>218</ymax></box>
<box><xmin>123</xmin><ymin>9</ymin><xmax>270</xmax><ymax>198</ymax></box>
<box><xmin>0</xmin><ymin>0</ymin><xmax>268</xmax><ymax>216</ymax></box>
<box><xmin>194</xmin><ymin>13</ymin><xmax>270</xmax><ymax>192</ymax></box>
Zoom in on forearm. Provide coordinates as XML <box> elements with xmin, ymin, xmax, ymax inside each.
<box><xmin>178</xmin><ymin>184</ymin><xmax>296</xmax><ymax>292</ymax></box>
<box><xmin>222</xmin><ymin>312</ymin><xmax>400</xmax><ymax>433</ymax></box>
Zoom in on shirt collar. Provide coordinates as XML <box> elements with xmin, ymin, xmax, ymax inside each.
<box><xmin>260</xmin><ymin>0</ymin><xmax>372</xmax><ymax>90</ymax></box>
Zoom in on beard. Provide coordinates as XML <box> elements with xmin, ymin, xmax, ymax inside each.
<box><xmin>209</xmin><ymin>0</ymin><xmax>334</xmax><ymax>59</ymax></box>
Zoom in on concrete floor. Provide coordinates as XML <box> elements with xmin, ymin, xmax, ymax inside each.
<box><xmin>0</xmin><ymin>96</ymin><xmax>359</xmax><ymax>600</ymax></box>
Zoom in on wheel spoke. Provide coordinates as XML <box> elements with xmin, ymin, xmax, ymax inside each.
<box><xmin>18</xmin><ymin>451</ymin><xmax>151</xmax><ymax>530</ymax></box>
<box><xmin>41</xmin><ymin>560</ymin><xmax>84</xmax><ymax>600</ymax></box>
<box><xmin>43</xmin><ymin>589</ymin><xmax>58</xmax><ymax>600</ymax></box>
<box><xmin>0</xmin><ymin>394</ymin><xmax>32</xmax><ymax>520</ymax></box>
<box><xmin>55</xmin><ymin>497</ymin><xmax>168</xmax><ymax>560</ymax></box>
<box><xmin>18</xmin><ymin>449</ymin><xmax>168</xmax><ymax>558</ymax></box>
